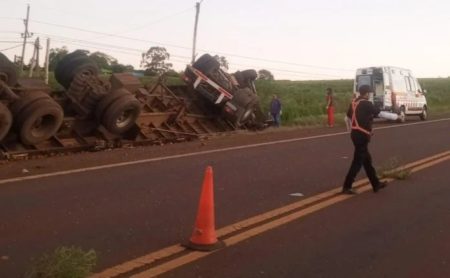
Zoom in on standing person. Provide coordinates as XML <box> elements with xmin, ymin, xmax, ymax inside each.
<box><xmin>325</xmin><ymin>88</ymin><xmax>335</xmax><ymax>127</ymax></box>
<box><xmin>270</xmin><ymin>94</ymin><xmax>282</xmax><ymax>127</ymax></box>
<box><xmin>342</xmin><ymin>85</ymin><xmax>387</xmax><ymax>194</ymax></box>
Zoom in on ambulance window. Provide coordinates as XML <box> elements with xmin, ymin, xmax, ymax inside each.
<box><xmin>357</xmin><ymin>75</ymin><xmax>371</xmax><ymax>89</ymax></box>
<box><xmin>409</xmin><ymin>77</ymin><xmax>416</xmax><ymax>91</ymax></box>
<box><xmin>405</xmin><ymin>77</ymin><xmax>412</xmax><ymax>91</ymax></box>
<box><xmin>416</xmin><ymin>81</ymin><xmax>422</xmax><ymax>92</ymax></box>
<box><xmin>392</xmin><ymin>74</ymin><xmax>407</xmax><ymax>92</ymax></box>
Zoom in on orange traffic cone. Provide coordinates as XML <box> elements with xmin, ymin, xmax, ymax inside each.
<box><xmin>185</xmin><ymin>166</ymin><xmax>225</xmax><ymax>251</ymax></box>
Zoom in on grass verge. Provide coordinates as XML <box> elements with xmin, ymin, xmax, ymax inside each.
<box><xmin>25</xmin><ymin>246</ymin><xmax>97</xmax><ymax>278</ymax></box>
<box><xmin>377</xmin><ymin>157</ymin><xmax>412</xmax><ymax>180</ymax></box>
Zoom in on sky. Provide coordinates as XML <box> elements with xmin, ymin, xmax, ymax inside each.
<box><xmin>0</xmin><ymin>0</ymin><xmax>449</xmax><ymax>80</ymax></box>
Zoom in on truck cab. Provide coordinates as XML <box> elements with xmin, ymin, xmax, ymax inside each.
<box><xmin>354</xmin><ymin>66</ymin><xmax>427</xmax><ymax>122</ymax></box>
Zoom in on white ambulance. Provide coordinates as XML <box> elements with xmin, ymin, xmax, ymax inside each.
<box><xmin>354</xmin><ymin>67</ymin><xmax>427</xmax><ymax>122</ymax></box>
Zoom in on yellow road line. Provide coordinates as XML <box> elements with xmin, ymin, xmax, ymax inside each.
<box><xmin>92</xmin><ymin>150</ymin><xmax>450</xmax><ymax>278</ymax></box>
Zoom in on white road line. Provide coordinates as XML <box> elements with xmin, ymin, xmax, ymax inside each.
<box><xmin>1</xmin><ymin>118</ymin><xmax>449</xmax><ymax>185</ymax></box>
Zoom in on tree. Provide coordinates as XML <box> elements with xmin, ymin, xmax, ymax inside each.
<box><xmin>89</xmin><ymin>51</ymin><xmax>117</xmax><ymax>71</ymax></box>
<box><xmin>111</xmin><ymin>62</ymin><xmax>134</xmax><ymax>73</ymax></box>
<box><xmin>258</xmin><ymin>69</ymin><xmax>274</xmax><ymax>81</ymax></box>
<box><xmin>215</xmin><ymin>55</ymin><xmax>229</xmax><ymax>70</ymax></box>
<box><xmin>141</xmin><ymin>46</ymin><xmax>173</xmax><ymax>76</ymax></box>
<box><xmin>48</xmin><ymin>47</ymin><xmax>69</xmax><ymax>71</ymax></box>
<box><xmin>165</xmin><ymin>69</ymin><xmax>180</xmax><ymax>77</ymax></box>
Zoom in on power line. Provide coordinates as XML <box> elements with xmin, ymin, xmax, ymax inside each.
<box><xmin>229</xmin><ymin>62</ymin><xmax>346</xmax><ymax>78</ymax></box>
<box><xmin>36</xmin><ymin>32</ymin><xmax>192</xmax><ymax>60</ymax></box>
<box><xmin>29</xmin><ymin>19</ymin><xmax>353</xmax><ymax>73</ymax></box>
<box><xmin>0</xmin><ymin>17</ymin><xmax>20</xmax><ymax>20</ymax></box>
<box><xmin>0</xmin><ymin>30</ymin><xmax>22</xmax><ymax>33</ymax></box>
<box><xmin>36</xmin><ymin>32</ymin><xmax>146</xmax><ymax>53</ymax></box>
<box><xmin>216</xmin><ymin>53</ymin><xmax>354</xmax><ymax>72</ymax></box>
<box><xmin>0</xmin><ymin>40</ymin><xmax>28</xmax><ymax>43</ymax></box>
<box><xmin>87</xmin><ymin>6</ymin><xmax>194</xmax><ymax>41</ymax></box>
<box><xmin>50</xmin><ymin>39</ymin><xmax>140</xmax><ymax>58</ymax></box>
<box><xmin>40</xmin><ymin>33</ymin><xmax>348</xmax><ymax>78</ymax></box>
<box><xmin>0</xmin><ymin>44</ymin><xmax>22</xmax><ymax>51</ymax></box>
<box><xmin>30</xmin><ymin>19</ymin><xmax>193</xmax><ymax>50</ymax></box>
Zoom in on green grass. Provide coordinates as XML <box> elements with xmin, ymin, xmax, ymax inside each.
<box><xmin>377</xmin><ymin>157</ymin><xmax>411</xmax><ymax>180</ymax></box>
<box><xmin>419</xmin><ymin>78</ymin><xmax>450</xmax><ymax>113</ymax></box>
<box><xmin>255</xmin><ymin>79</ymin><xmax>354</xmax><ymax>126</ymax></box>
<box><xmin>25</xmin><ymin>246</ymin><xmax>97</xmax><ymax>278</ymax></box>
<box><xmin>40</xmin><ymin>72</ymin><xmax>450</xmax><ymax>127</ymax></box>
<box><xmin>256</xmin><ymin>77</ymin><xmax>450</xmax><ymax>126</ymax></box>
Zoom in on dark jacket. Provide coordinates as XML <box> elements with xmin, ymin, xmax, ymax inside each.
<box><xmin>346</xmin><ymin>97</ymin><xmax>380</xmax><ymax>133</ymax></box>
<box><xmin>270</xmin><ymin>98</ymin><xmax>282</xmax><ymax>115</ymax></box>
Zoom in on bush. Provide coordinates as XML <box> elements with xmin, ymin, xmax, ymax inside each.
<box><xmin>25</xmin><ymin>246</ymin><xmax>97</xmax><ymax>278</ymax></box>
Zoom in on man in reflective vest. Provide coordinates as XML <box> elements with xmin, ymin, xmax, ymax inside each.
<box><xmin>342</xmin><ymin>85</ymin><xmax>387</xmax><ymax>194</ymax></box>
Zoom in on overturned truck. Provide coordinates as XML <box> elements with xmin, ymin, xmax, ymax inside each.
<box><xmin>0</xmin><ymin>51</ymin><xmax>267</xmax><ymax>159</ymax></box>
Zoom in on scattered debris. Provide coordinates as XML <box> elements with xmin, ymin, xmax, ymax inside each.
<box><xmin>289</xmin><ymin>193</ymin><xmax>304</xmax><ymax>197</ymax></box>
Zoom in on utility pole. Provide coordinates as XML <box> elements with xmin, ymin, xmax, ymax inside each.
<box><xmin>29</xmin><ymin>37</ymin><xmax>41</xmax><ymax>78</ymax></box>
<box><xmin>191</xmin><ymin>1</ymin><xmax>202</xmax><ymax>64</ymax></box>
<box><xmin>20</xmin><ymin>4</ymin><xmax>33</xmax><ymax>73</ymax></box>
<box><xmin>44</xmin><ymin>38</ymin><xmax>50</xmax><ymax>84</ymax></box>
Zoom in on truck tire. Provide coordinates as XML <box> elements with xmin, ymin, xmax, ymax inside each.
<box><xmin>192</xmin><ymin>54</ymin><xmax>220</xmax><ymax>75</ymax></box>
<box><xmin>101</xmin><ymin>95</ymin><xmax>141</xmax><ymax>134</ymax></box>
<box><xmin>233</xmin><ymin>69</ymin><xmax>258</xmax><ymax>88</ymax></box>
<box><xmin>0</xmin><ymin>53</ymin><xmax>8</xmax><ymax>63</ymax></box>
<box><xmin>241</xmin><ymin>69</ymin><xmax>258</xmax><ymax>80</ymax></box>
<box><xmin>55</xmin><ymin>50</ymin><xmax>86</xmax><ymax>87</ymax></box>
<box><xmin>14</xmin><ymin>98</ymin><xmax>64</xmax><ymax>145</ymax></box>
<box><xmin>55</xmin><ymin>51</ymin><xmax>99</xmax><ymax>89</ymax></box>
<box><xmin>0</xmin><ymin>102</ymin><xmax>12</xmax><ymax>141</ymax></box>
<box><xmin>419</xmin><ymin>106</ymin><xmax>427</xmax><ymax>121</ymax></box>
<box><xmin>10</xmin><ymin>91</ymin><xmax>51</xmax><ymax>117</ymax></box>
<box><xmin>95</xmin><ymin>88</ymin><xmax>131</xmax><ymax>122</ymax></box>
<box><xmin>0</xmin><ymin>54</ymin><xmax>18</xmax><ymax>86</ymax></box>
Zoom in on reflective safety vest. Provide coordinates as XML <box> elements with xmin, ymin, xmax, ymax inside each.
<box><xmin>351</xmin><ymin>99</ymin><xmax>372</xmax><ymax>136</ymax></box>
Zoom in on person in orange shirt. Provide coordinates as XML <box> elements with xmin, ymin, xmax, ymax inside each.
<box><xmin>326</xmin><ymin>88</ymin><xmax>335</xmax><ymax>127</ymax></box>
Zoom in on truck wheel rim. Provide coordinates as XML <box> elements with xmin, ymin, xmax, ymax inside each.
<box><xmin>31</xmin><ymin>115</ymin><xmax>55</xmax><ymax>138</ymax></box>
<box><xmin>116</xmin><ymin>110</ymin><xmax>134</xmax><ymax>128</ymax></box>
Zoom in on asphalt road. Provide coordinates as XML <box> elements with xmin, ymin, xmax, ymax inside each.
<box><xmin>0</xmin><ymin>118</ymin><xmax>449</xmax><ymax>277</ymax></box>
<box><xmin>163</xmin><ymin>160</ymin><xmax>450</xmax><ymax>278</ymax></box>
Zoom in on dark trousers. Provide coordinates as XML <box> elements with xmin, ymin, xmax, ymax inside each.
<box><xmin>271</xmin><ymin>113</ymin><xmax>280</xmax><ymax>127</ymax></box>
<box><xmin>343</xmin><ymin>131</ymin><xmax>380</xmax><ymax>189</ymax></box>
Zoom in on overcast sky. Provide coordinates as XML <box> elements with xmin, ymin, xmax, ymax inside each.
<box><xmin>1</xmin><ymin>0</ymin><xmax>449</xmax><ymax>80</ymax></box>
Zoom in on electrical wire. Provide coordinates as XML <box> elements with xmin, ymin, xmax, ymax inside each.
<box><xmin>0</xmin><ymin>44</ymin><xmax>22</xmax><ymax>51</ymax></box>
<box><xmin>0</xmin><ymin>40</ymin><xmax>25</xmax><ymax>43</ymax></box>
<box><xmin>43</xmin><ymin>34</ymin><xmax>348</xmax><ymax>78</ymax></box>
<box><xmin>29</xmin><ymin>19</ymin><xmax>353</xmax><ymax>73</ymax></box>
<box><xmin>30</xmin><ymin>19</ymin><xmax>193</xmax><ymax>51</ymax></box>
<box><xmin>37</xmin><ymin>32</ymin><xmax>192</xmax><ymax>60</ymax></box>
<box><xmin>87</xmin><ymin>6</ymin><xmax>194</xmax><ymax>41</ymax></box>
